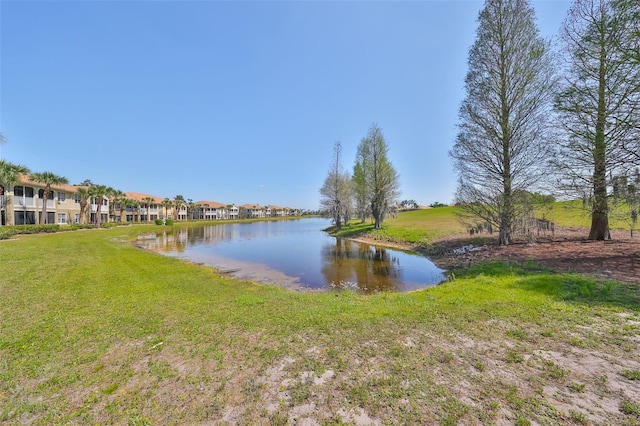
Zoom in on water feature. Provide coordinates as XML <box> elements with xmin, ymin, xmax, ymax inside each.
<box><xmin>136</xmin><ymin>217</ymin><xmax>446</xmax><ymax>293</ymax></box>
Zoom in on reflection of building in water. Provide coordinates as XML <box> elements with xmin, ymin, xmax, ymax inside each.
<box><xmin>145</xmin><ymin>225</ymin><xmax>242</xmax><ymax>252</ymax></box>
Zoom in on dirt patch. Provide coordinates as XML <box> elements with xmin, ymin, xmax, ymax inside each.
<box><xmin>404</xmin><ymin>227</ymin><xmax>640</xmax><ymax>284</ymax></box>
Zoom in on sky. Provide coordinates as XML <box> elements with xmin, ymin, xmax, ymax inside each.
<box><xmin>0</xmin><ymin>0</ymin><xmax>571</xmax><ymax>210</ymax></box>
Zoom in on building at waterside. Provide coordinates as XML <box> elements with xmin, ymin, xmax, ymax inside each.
<box><xmin>0</xmin><ymin>175</ymin><xmax>301</xmax><ymax>226</ymax></box>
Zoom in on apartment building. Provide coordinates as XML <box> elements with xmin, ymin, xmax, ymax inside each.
<box><xmin>0</xmin><ymin>175</ymin><xmax>299</xmax><ymax>226</ymax></box>
<box><xmin>0</xmin><ymin>176</ymin><xmax>106</xmax><ymax>226</ymax></box>
<box><xmin>195</xmin><ymin>201</ymin><xmax>239</xmax><ymax>221</ymax></box>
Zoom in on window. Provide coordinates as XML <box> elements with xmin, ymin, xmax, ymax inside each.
<box><xmin>13</xmin><ymin>186</ymin><xmax>34</xmax><ymax>197</ymax></box>
<box><xmin>74</xmin><ymin>213</ymin><xmax>80</xmax><ymax>224</ymax></box>
<box><xmin>74</xmin><ymin>194</ymin><xmax>81</xmax><ymax>204</ymax></box>
<box><xmin>14</xmin><ymin>211</ymin><xmax>36</xmax><ymax>225</ymax></box>
<box><xmin>58</xmin><ymin>213</ymin><xmax>67</xmax><ymax>224</ymax></box>
<box><xmin>58</xmin><ymin>192</ymin><xmax>66</xmax><ymax>202</ymax></box>
<box><xmin>38</xmin><ymin>189</ymin><xmax>54</xmax><ymax>200</ymax></box>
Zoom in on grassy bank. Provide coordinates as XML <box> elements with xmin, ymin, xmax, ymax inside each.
<box><xmin>328</xmin><ymin>207</ymin><xmax>466</xmax><ymax>247</ymax></box>
<box><xmin>1</xmin><ymin>224</ymin><xmax>639</xmax><ymax>425</ymax></box>
<box><xmin>329</xmin><ymin>202</ymin><xmax>634</xmax><ymax>246</ymax></box>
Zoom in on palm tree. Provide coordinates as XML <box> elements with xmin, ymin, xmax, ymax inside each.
<box><xmin>173</xmin><ymin>196</ymin><xmax>185</xmax><ymax>221</ymax></box>
<box><xmin>29</xmin><ymin>171</ymin><xmax>68</xmax><ymax>224</ymax></box>
<box><xmin>162</xmin><ymin>198</ymin><xmax>172</xmax><ymax>220</ymax></box>
<box><xmin>88</xmin><ymin>184</ymin><xmax>108</xmax><ymax>227</ymax></box>
<box><xmin>105</xmin><ymin>187</ymin><xmax>119</xmax><ymax>222</ymax></box>
<box><xmin>0</xmin><ymin>160</ymin><xmax>30</xmax><ymax>226</ymax></box>
<box><xmin>126</xmin><ymin>199</ymin><xmax>140</xmax><ymax>223</ymax></box>
<box><xmin>113</xmin><ymin>190</ymin><xmax>127</xmax><ymax>222</ymax></box>
<box><xmin>74</xmin><ymin>187</ymin><xmax>91</xmax><ymax>224</ymax></box>
<box><xmin>142</xmin><ymin>196</ymin><xmax>155</xmax><ymax>223</ymax></box>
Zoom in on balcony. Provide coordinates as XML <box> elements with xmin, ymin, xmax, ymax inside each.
<box><xmin>15</xmin><ymin>197</ymin><xmax>36</xmax><ymax>207</ymax></box>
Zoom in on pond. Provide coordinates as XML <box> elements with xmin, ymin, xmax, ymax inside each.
<box><xmin>136</xmin><ymin>217</ymin><xmax>446</xmax><ymax>293</ymax></box>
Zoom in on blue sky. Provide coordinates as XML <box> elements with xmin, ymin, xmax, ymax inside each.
<box><xmin>1</xmin><ymin>0</ymin><xmax>570</xmax><ymax>210</ymax></box>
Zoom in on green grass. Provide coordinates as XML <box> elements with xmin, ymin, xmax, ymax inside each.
<box><xmin>330</xmin><ymin>207</ymin><xmax>465</xmax><ymax>246</ymax></box>
<box><xmin>1</xmin><ymin>223</ymin><xmax>639</xmax><ymax>424</ymax></box>
<box><xmin>329</xmin><ymin>201</ymin><xmax>636</xmax><ymax>248</ymax></box>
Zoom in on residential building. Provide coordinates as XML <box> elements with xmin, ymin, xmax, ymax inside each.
<box><xmin>0</xmin><ymin>174</ymin><xmax>299</xmax><ymax>226</ymax></box>
<box><xmin>1</xmin><ymin>175</ymin><xmax>103</xmax><ymax>226</ymax></box>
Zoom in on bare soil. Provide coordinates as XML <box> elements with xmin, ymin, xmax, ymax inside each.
<box><xmin>424</xmin><ymin>227</ymin><xmax>640</xmax><ymax>284</ymax></box>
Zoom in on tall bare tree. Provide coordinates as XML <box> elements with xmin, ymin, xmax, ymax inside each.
<box><xmin>554</xmin><ymin>0</ymin><xmax>640</xmax><ymax>240</ymax></box>
<box><xmin>450</xmin><ymin>0</ymin><xmax>557</xmax><ymax>245</ymax></box>
<box><xmin>319</xmin><ymin>141</ymin><xmax>352</xmax><ymax>230</ymax></box>
<box><xmin>354</xmin><ymin>124</ymin><xmax>400</xmax><ymax>229</ymax></box>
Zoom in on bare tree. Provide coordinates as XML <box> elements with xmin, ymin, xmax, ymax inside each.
<box><xmin>354</xmin><ymin>124</ymin><xmax>400</xmax><ymax>229</ymax></box>
<box><xmin>450</xmin><ymin>0</ymin><xmax>557</xmax><ymax>245</ymax></box>
<box><xmin>554</xmin><ymin>0</ymin><xmax>640</xmax><ymax>240</ymax></box>
<box><xmin>319</xmin><ymin>141</ymin><xmax>352</xmax><ymax>230</ymax></box>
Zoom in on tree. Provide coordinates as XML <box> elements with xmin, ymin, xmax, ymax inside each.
<box><xmin>0</xmin><ymin>160</ymin><xmax>30</xmax><ymax>226</ymax></box>
<box><xmin>555</xmin><ymin>0</ymin><xmax>640</xmax><ymax>240</ymax></box>
<box><xmin>162</xmin><ymin>198</ymin><xmax>172</xmax><ymax>219</ymax></box>
<box><xmin>173</xmin><ymin>195</ymin><xmax>185</xmax><ymax>221</ymax></box>
<box><xmin>30</xmin><ymin>171</ymin><xmax>69</xmax><ymax>224</ymax></box>
<box><xmin>351</xmin><ymin>158</ymin><xmax>370</xmax><ymax>223</ymax></box>
<box><xmin>142</xmin><ymin>196</ymin><xmax>155</xmax><ymax>223</ymax></box>
<box><xmin>450</xmin><ymin>0</ymin><xmax>556</xmax><ymax>245</ymax></box>
<box><xmin>74</xmin><ymin>187</ymin><xmax>91</xmax><ymax>224</ymax></box>
<box><xmin>400</xmin><ymin>200</ymin><xmax>419</xmax><ymax>210</ymax></box>
<box><xmin>88</xmin><ymin>184</ymin><xmax>108</xmax><ymax>227</ymax></box>
<box><xmin>610</xmin><ymin>169</ymin><xmax>640</xmax><ymax>236</ymax></box>
<box><xmin>126</xmin><ymin>199</ymin><xmax>141</xmax><ymax>223</ymax></box>
<box><xmin>187</xmin><ymin>199</ymin><xmax>196</xmax><ymax>220</ymax></box>
<box><xmin>319</xmin><ymin>141</ymin><xmax>352</xmax><ymax>230</ymax></box>
<box><xmin>0</xmin><ymin>160</ymin><xmax>29</xmax><ymax>195</ymax></box>
<box><xmin>111</xmin><ymin>190</ymin><xmax>127</xmax><ymax>222</ymax></box>
<box><xmin>354</xmin><ymin>124</ymin><xmax>400</xmax><ymax>229</ymax></box>
<box><xmin>105</xmin><ymin>187</ymin><xmax>120</xmax><ymax>222</ymax></box>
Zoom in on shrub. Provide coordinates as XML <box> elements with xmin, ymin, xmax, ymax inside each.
<box><xmin>67</xmin><ymin>224</ymin><xmax>96</xmax><ymax>231</ymax></box>
<box><xmin>13</xmin><ymin>224</ymin><xmax>60</xmax><ymax>234</ymax></box>
<box><xmin>100</xmin><ymin>222</ymin><xmax>121</xmax><ymax>228</ymax></box>
<box><xmin>155</xmin><ymin>219</ymin><xmax>173</xmax><ymax>226</ymax></box>
<box><xmin>0</xmin><ymin>228</ymin><xmax>18</xmax><ymax>240</ymax></box>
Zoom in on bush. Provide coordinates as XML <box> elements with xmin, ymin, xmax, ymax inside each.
<box><xmin>13</xmin><ymin>224</ymin><xmax>60</xmax><ymax>234</ymax></box>
<box><xmin>155</xmin><ymin>219</ymin><xmax>173</xmax><ymax>226</ymax></box>
<box><xmin>67</xmin><ymin>224</ymin><xmax>96</xmax><ymax>231</ymax></box>
<box><xmin>0</xmin><ymin>228</ymin><xmax>18</xmax><ymax>240</ymax></box>
<box><xmin>100</xmin><ymin>222</ymin><xmax>122</xmax><ymax>228</ymax></box>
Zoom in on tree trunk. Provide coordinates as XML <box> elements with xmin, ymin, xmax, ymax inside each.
<box><xmin>588</xmin><ymin>210</ymin><xmax>609</xmax><ymax>240</ymax></box>
<box><xmin>40</xmin><ymin>189</ymin><xmax>50</xmax><ymax>224</ymax></box>
<box><xmin>96</xmin><ymin>205</ymin><xmax>102</xmax><ymax>227</ymax></box>
<box><xmin>589</xmin><ymin>37</ymin><xmax>610</xmax><ymax>241</ymax></box>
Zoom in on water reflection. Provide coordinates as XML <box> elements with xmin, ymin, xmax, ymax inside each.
<box><xmin>322</xmin><ymin>238</ymin><xmax>403</xmax><ymax>293</ymax></box>
<box><xmin>136</xmin><ymin>219</ymin><xmax>446</xmax><ymax>293</ymax></box>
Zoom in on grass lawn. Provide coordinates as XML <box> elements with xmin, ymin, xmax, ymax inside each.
<box><xmin>1</xmin><ymin>221</ymin><xmax>639</xmax><ymax>425</ymax></box>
